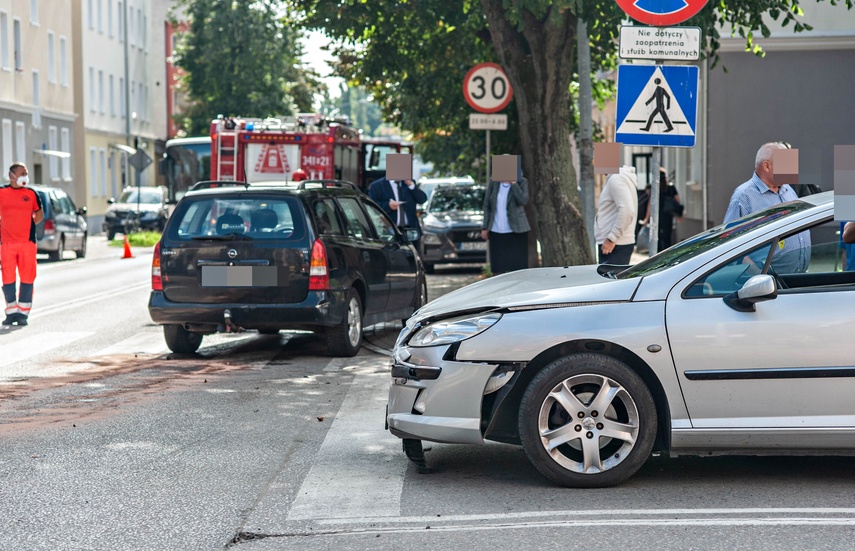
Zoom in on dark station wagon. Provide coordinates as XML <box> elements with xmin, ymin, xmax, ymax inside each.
<box><xmin>148</xmin><ymin>180</ymin><xmax>427</xmax><ymax>356</ymax></box>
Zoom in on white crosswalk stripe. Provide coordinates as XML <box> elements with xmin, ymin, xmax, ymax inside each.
<box><xmin>0</xmin><ymin>331</ymin><xmax>95</xmax><ymax>380</ymax></box>
<box><xmin>287</xmin><ymin>360</ymin><xmax>406</xmax><ymax>521</ymax></box>
<box><xmin>93</xmin><ymin>331</ymin><xmax>169</xmax><ymax>357</ymax></box>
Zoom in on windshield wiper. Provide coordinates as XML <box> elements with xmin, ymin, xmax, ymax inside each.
<box><xmin>191</xmin><ymin>233</ymin><xmax>252</xmax><ymax>241</ymax></box>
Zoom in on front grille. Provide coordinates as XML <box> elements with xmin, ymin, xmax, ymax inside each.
<box><xmin>448</xmin><ymin>229</ymin><xmax>482</xmax><ymax>242</ymax></box>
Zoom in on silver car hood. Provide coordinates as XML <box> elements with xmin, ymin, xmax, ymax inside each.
<box><xmin>416</xmin><ymin>266</ymin><xmax>641</xmax><ymax>319</ymax></box>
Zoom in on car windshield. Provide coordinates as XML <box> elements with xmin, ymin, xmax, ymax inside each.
<box><xmin>428</xmin><ymin>187</ymin><xmax>485</xmax><ymax>213</ymax></box>
<box><xmin>617</xmin><ymin>200</ymin><xmax>815</xmax><ymax>279</ymax></box>
<box><xmin>119</xmin><ymin>188</ymin><xmax>163</xmax><ymax>204</ymax></box>
<box><xmin>167</xmin><ymin>194</ymin><xmax>306</xmax><ymax>241</ymax></box>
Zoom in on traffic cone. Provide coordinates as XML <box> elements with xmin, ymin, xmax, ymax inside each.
<box><xmin>122</xmin><ymin>235</ymin><xmax>135</xmax><ymax>259</ymax></box>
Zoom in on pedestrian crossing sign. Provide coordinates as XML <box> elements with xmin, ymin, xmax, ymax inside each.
<box><xmin>615</xmin><ymin>64</ymin><xmax>699</xmax><ymax>147</ymax></box>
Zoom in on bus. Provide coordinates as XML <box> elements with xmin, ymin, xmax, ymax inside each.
<box><xmin>159</xmin><ymin>136</ymin><xmax>212</xmax><ymax>204</ymax></box>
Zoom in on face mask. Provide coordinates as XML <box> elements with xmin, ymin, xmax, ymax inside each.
<box><xmin>16</xmin><ymin>174</ymin><xmax>29</xmax><ymax>185</ymax></box>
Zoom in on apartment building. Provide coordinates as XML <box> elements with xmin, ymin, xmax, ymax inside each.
<box><xmin>72</xmin><ymin>0</ymin><xmax>169</xmax><ymax>231</ymax></box>
<box><xmin>0</xmin><ymin>0</ymin><xmax>76</xmax><ymax>197</ymax></box>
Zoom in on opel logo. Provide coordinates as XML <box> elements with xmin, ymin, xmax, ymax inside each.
<box><xmin>467</xmin><ymin>231</ymin><xmax>481</xmax><ymax>240</ymax></box>
<box><xmin>227</xmin><ymin>249</ymin><xmax>238</xmax><ymax>259</ymax></box>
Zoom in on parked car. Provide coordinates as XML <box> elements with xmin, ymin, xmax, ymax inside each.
<box><xmin>387</xmin><ymin>190</ymin><xmax>855</xmax><ymax>487</ymax></box>
<box><xmin>103</xmin><ymin>186</ymin><xmax>169</xmax><ymax>240</ymax></box>
<box><xmin>416</xmin><ymin>176</ymin><xmax>475</xmax><ymax>212</ymax></box>
<box><xmin>420</xmin><ymin>183</ymin><xmax>487</xmax><ymax>273</ymax></box>
<box><xmin>30</xmin><ymin>184</ymin><xmax>88</xmax><ymax>261</ymax></box>
<box><xmin>148</xmin><ymin>180</ymin><xmax>427</xmax><ymax>356</ymax></box>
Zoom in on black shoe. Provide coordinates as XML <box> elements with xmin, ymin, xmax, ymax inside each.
<box><xmin>1</xmin><ymin>315</ymin><xmax>13</xmax><ymax>326</ymax></box>
<box><xmin>13</xmin><ymin>314</ymin><xmax>28</xmax><ymax>326</ymax></box>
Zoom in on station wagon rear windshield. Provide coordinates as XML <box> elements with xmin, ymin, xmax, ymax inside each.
<box><xmin>617</xmin><ymin>201</ymin><xmax>815</xmax><ymax>279</ymax></box>
<box><xmin>167</xmin><ymin>195</ymin><xmax>307</xmax><ymax>241</ymax></box>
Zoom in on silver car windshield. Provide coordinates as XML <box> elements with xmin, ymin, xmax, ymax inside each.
<box><xmin>119</xmin><ymin>189</ymin><xmax>163</xmax><ymax>204</ymax></box>
<box><xmin>617</xmin><ymin>200</ymin><xmax>814</xmax><ymax>279</ymax></box>
<box><xmin>428</xmin><ymin>187</ymin><xmax>485</xmax><ymax>213</ymax></box>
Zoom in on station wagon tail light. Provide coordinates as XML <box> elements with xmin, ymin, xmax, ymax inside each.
<box><xmin>43</xmin><ymin>219</ymin><xmax>56</xmax><ymax>236</ymax></box>
<box><xmin>308</xmin><ymin>239</ymin><xmax>329</xmax><ymax>290</ymax></box>
<box><xmin>151</xmin><ymin>241</ymin><xmax>163</xmax><ymax>291</ymax></box>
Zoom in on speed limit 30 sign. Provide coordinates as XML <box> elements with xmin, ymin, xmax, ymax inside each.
<box><xmin>463</xmin><ymin>62</ymin><xmax>514</xmax><ymax>114</ymax></box>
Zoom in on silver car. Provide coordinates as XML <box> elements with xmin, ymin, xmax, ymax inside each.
<box><xmin>387</xmin><ymin>191</ymin><xmax>854</xmax><ymax>487</ymax></box>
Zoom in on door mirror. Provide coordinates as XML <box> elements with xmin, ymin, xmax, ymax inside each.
<box><xmin>107</xmin><ymin>198</ymin><xmax>115</xmax><ymax>204</ymax></box>
<box><xmin>724</xmin><ymin>274</ymin><xmax>778</xmax><ymax>312</ymax></box>
<box><xmin>77</xmin><ymin>206</ymin><xmax>88</xmax><ymax>216</ymax></box>
<box><xmin>404</xmin><ymin>228</ymin><xmax>420</xmax><ymax>243</ymax></box>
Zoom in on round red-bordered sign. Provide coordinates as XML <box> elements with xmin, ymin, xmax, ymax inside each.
<box><xmin>463</xmin><ymin>63</ymin><xmax>514</xmax><ymax>114</ymax></box>
<box><xmin>615</xmin><ymin>0</ymin><xmax>708</xmax><ymax>26</ymax></box>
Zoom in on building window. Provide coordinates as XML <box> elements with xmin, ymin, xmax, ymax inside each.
<box><xmin>130</xmin><ymin>80</ymin><xmax>135</xmax><ymax>120</ymax></box>
<box><xmin>48</xmin><ymin>126</ymin><xmax>58</xmax><ymax>180</ymax></box>
<box><xmin>2</xmin><ymin>119</ymin><xmax>12</xmax><ymax>173</ymax></box>
<box><xmin>100</xmin><ymin>148</ymin><xmax>107</xmax><ymax>196</ymax></box>
<box><xmin>59</xmin><ymin>37</ymin><xmax>67</xmax><ymax>86</ymax></box>
<box><xmin>109</xmin><ymin>74</ymin><xmax>115</xmax><ymax>116</ymax></box>
<box><xmin>119</xmin><ymin>77</ymin><xmax>125</xmax><ymax>118</ymax></box>
<box><xmin>138</xmin><ymin>9</ymin><xmax>143</xmax><ymax>50</ymax></box>
<box><xmin>107</xmin><ymin>0</ymin><xmax>113</xmax><ymax>37</ymax></box>
<box><xmin>1</xmin><ymin>12</ymin><xmax>9</xmax><ymax>69</ymax></box>
<box><xmin>47</xmin><ymin>32</ymin><xmax>55</xmax><ymax>83</ymax></box>
<box><xmin>117</xmin><ymin>1</ymin><xmax>123</xmax><ymax>41</ymax></box>
<box><xmin>30</xmin><ymin>0</ymin><xmax>38</xmax><ymax>26</ymax></box>
<box><xmin>61</xmin><ymin>128</ymin><xmax>71</xmax><ymax>180</ymax></box>
<box><xmin>15</xmin><ymin>122</ymin><xmax>25</xmax><ymax>163</ymax></box>
<box><xmin>90</xmin><ymin>148</ymin><xmax>98</xmax><ymax>197</ymax></box>
<box><xmin>87</xmin><ymin>0</ymin><xmax>94</xmax><ymax>30</ymax></box>
<box><xmin>32</xmin><ymin>71</ymin><xmax>40</xmax><ymax>128</ymax></box>
<box><xmin>138</xmin><ymin>82</ymin><xmax>144</xmax><ymax>121</ymax></box>
<box><xmin>109</xmin><ymin>150</ymin><xmax>117</xmax><ymax>197</ymax></box>
<box><xmin>128</xmin><ymin>6</ymin><xmax>134</xmax><ymax>47</ymax></box>
<box><xmin>98</xmin><ymin>70</ymin><xmax>105</xmax><ymax>114</ymax></box>
<box><xmin>89</xmin><ymin>67</ymin><xmax>95</xmax><ymax>112</ymax></box>
<box><xmin>97</xmin><ymin>0</ymin><xmax>103</xmax><ymax>33</ymax></box>
<box><xmin>13</xmin><ymin>18</ymin><xmax>21</xmax><ymax>70</ymax></box>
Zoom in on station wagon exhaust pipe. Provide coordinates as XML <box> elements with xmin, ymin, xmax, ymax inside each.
<box><xmin>222</xmin><ymin>309</ymin><xmax>245</xmax><ymax>333</ymax></box>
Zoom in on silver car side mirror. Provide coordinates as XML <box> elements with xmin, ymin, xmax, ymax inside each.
<box><xmin>404</xmin><ymin>228</ymin><xmax>420</xmax><ymax>243</ymax></box>
<box><xmin>723</xmin><ymin>274</ymin><xmax>778</xmax><ymax>312</ymax></box>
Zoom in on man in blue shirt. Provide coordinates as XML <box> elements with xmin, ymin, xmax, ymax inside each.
<box><xmin>723</xmin><ymin>142</ymin><xmax>811</xmax><ymax>273</ymax></box>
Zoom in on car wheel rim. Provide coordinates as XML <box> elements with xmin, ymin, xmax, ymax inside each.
<box><xmin>537</xmin><ymin>374</ymin><xmax>639</xmax><ymax>475</ymax></box>
<box><xmin>346</xmin><ymin>298</ymin><xmax>361</xmax><ymax>346</ymax></box>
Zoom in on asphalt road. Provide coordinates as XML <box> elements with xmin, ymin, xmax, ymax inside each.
<box><xmin>1</xmin><ymin>239</ymin><xmax>854</xmax><ymax>550</ymax></box>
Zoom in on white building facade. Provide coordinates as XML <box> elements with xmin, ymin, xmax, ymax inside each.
<box><xmin>0</xmin><ymin>0</ymin><xmax>76</xmax><ymax>195</ymax></box>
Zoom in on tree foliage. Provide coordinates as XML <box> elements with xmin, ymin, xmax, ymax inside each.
<box><xmin>294</xmin><ymin>1</ymin><xmax>851</xmax><ymax>265</ymax></box>
<box><xmin>172</xmin><ymin>0</ymin><xmax>323</xmax><ymax>135</ymax></box>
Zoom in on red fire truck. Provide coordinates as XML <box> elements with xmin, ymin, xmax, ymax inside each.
<box><xmin>210</xmin><ymin>113</ymin><xmax>362</xmax><ymax>184</ymax></box>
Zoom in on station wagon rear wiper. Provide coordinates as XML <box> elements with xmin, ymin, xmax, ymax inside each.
<box><xmin>191</xmin><ymin>233</ymin><xmax>253</xmax><ymax>241</ymax></box>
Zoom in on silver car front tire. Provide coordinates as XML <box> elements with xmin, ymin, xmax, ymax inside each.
<box><xmin>519</xmin><ymin>353</ymin><xmax>657</xmax><ymax>488</ymax></box>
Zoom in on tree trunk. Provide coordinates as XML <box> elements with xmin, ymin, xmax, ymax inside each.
<box><xmin>480</xmin><ymin>0</ymin><xmax>593</xmax><ymax>266</ymax></box>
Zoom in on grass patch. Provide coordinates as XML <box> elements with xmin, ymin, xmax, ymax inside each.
<box><xmin>108</xmin><ymin>231</ymin><xmax>162</xmax><ymax>247</ymax></box>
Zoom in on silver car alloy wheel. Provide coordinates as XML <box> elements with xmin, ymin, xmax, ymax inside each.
<box><xmin>537</xmin><ymin>374</ymin><xmax>640</xmax><ymax>474</ymax></box>
<box><xmin>346</xmin><ymin>297</ymin><xmax>362</xmax><ymax>347</ymax></box>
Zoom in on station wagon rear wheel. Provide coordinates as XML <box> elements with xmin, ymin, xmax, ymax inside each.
<box><xmin>326</xmin><ymin>288</ymin><xmax>362</xmax><ymax>357</ymax></box>
<box><xmin>163</xmin><ymin>324</ymin><xmax>203</xmax><ymax>354</ymax></box>
<box><xmin>519</xmin><ymin>353</ymin><xmax>657</xmax><ymax>488</ymax></box>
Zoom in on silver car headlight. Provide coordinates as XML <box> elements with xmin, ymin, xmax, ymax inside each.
<box><xmin>408</xmin><ymin>312</ymin><xmax>501</xmax><ymax>347</ymax></box>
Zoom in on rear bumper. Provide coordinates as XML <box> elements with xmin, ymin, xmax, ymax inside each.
<box><xmin>147</xmin><ymin>289</ymin><xmax>348</xmax><ymax>330</ymax></box>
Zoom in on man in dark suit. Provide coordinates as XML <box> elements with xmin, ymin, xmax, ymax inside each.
<box><xmin>368</xmin><ymin>177</ymin><xmax>427</xmax><ymax>242</ymax></box>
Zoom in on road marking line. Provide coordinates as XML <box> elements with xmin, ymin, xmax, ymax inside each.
<box><xmin>28</xmin><ymin>281</ymin><xmax>151</xmax><ymax>320</ymax></box>
<box><xmin>314</xmin><ymin>507</ymin><xmax>855</xmax><ymax>525</ymax></box>
<box><xmin>287</xmin><ymin>362</ymin><xmax>404</xmax><ymax>520</ymax></box>
<box><xmin>93</xmin><ymin>331</ymin><xmax>168</xmax><ymax>356</ymax></box>
<box><xmin>0</xmin><ymin>331</ymin><xmax>95</xmax><ymax>372</ymax></box>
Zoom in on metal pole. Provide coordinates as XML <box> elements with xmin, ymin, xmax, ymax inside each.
<box><xmin>123</xmin><ymin>1</ymin><xmax>131</xmax><ymax>187</ymax></box>
<box><xmin>577</xmin><ymin>18</ymin><xmax>596</xmax><ymax>258</ymax></box>
<box><xmin>485</xmin><ymin>129</ymin><xmax>491</xmax><ymax>186</ymax></box>
<box><xmin>649</xmin><ymin>147</ymin><xmax>661</xmax><ymax>256</ymax></box>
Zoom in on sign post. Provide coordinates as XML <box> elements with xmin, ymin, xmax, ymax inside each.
<box><xmin>463</xmin><ymin>63</ymin><xmax>513</xmax><ymax>186</ymax></box>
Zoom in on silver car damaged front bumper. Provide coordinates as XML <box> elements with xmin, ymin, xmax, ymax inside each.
<box><xmin>386</xmin><ymin>341</ymin><xmax>501</xmax><ymax>445</ymax></box>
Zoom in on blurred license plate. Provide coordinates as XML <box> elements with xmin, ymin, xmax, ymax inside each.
<box><xmin>201</xmin><ymin>265</ymin><xmax>281</xmax><ymax>287</ymax></box>
<box><xmin>458</xmin><ymin>242</ymin><xmax>486</xmax><ymax>251</ymax></box>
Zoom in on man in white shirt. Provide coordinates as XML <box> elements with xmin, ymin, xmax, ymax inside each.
<box><xmin>594</xmin><ymin>166</ymin><xmax>639</xmax><ymax>265</ymax></box>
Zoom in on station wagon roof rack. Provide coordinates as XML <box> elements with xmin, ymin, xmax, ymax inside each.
<box><xmin>297</xmin><ymin>179</ymin><xmax>359</xmax><ymax>191</ymax></box>
<box><xmin>190</xmin><ymin>180</ymin><xmax>249</xmax><ymax>191</ymax></box>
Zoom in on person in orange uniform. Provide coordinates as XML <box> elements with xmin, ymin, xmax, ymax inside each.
<box><xmin>0</xmin><ymin>163</ymin><xmax>44</xmax><ymax>326</ymax></box>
